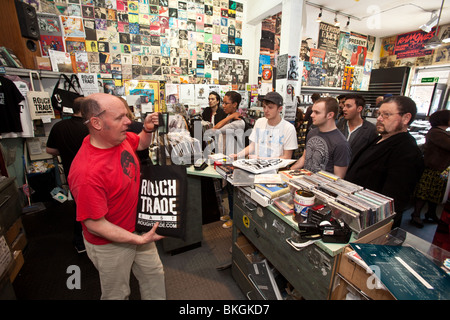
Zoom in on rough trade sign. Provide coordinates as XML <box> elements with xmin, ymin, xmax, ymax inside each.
<box><xmin>139</xmin><ymin>179</ymin><xmax>178</xmax><ymax>226</ymax></box>
<box><xmin>135</xmin><ymin>164</ymin><xmax>187</xmax><ymax>239</ymax></box>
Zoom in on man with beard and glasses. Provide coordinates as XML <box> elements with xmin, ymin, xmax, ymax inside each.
<box><xmin>345</xmin><ymin>96</ymin><xmax>424</xmax><ymax>229</ymax></box>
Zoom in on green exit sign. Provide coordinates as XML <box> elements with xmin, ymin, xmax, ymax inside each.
<box><xmin>421</xmin><ymin>77</ymin><xmax>439</xmax><ymax>83</ymax></box>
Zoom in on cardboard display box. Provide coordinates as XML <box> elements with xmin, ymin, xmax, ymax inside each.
<box><xmin>9</xmin><ymin>250</ymin><xmax>24</xmax><ymax>283</ymax></box>
<box><xmin>6</xmin><ymin>218</ymin><xmax>27</xmax><ymax>252</ymax></box>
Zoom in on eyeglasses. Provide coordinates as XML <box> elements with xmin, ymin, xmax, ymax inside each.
<box><xmin>84</xmin><ymin>109</ymin><xmax>106</xmax><ymax>125</ymax></box>
<box><xmin>374</xmin><ymin>110</ymin><xmax>404</xmax><ymax>119</ymax></box>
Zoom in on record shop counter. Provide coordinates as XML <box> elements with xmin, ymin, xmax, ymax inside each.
<box><xmin>186</xmin><ymin>164</ymin><xmax>222</xmax><ymax>179</ymax></box>
<box><xmin>233</xmin><ymin>186</ymin><xmax>354</xmax><ymax>257</ymax></box>
<box><xmin>231</xmin><ymin>187</ymin><xmax>394</xmax><ymax>300</ymax></box>
<box><xmin>184</xmin><ymin>164</ymin><xmax>388</xmax><ymax>257</ymax></box>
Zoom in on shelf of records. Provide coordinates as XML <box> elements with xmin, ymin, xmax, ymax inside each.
<box><xmin>0</xmin><ymin>66</ymin><xmax>74</xmax><ymax>79</ymax></box>
<box><xmin>213</xmin><ymin>159</ymin><xmax>395</xmax><ymax>239</ymax></box>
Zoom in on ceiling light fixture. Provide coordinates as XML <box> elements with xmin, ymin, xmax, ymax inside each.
<box><xmin>423</xmin><ymin>0</ymin><xmax>445</xmax><ymax>50</ymax></box>
<box><xmin>334</xmin><ymin>13</ymin><xmax>340</xmax><ymax>27</ymax></box>
<box><xmin>420</xmin><ymin>11</ymin><xmax>438</xmax><ymax>33</ymax></box>
<box><xmin>441</xmin><ymin>32</ymin><xmax>450</xmax><ymax>43</ymax></box>
<box><xmin>316</xmin><ymin>8</ymin><xmax>322</xmax><ymax>23</ymax></box>
<box><xmin>305</xmin><ymin>2</ymin><xmax>360</xmax><ymax>29</ymax></box>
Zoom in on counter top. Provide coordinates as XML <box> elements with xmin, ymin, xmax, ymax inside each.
<box><xmin>186</xmin><ymin>164</ymin><xmax>222</xmax><ymax>179</ymax></box>
<box><xmin>264</xmin><ymin>203</ymin><xmax>353</xmax><ymax>257</ymax></box>
<box><xmin>185</xmin><ymin>164</ymin><xmax>354</xmax><ymax>256</ymax></box>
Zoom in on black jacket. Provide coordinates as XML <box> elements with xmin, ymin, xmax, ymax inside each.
<box><xmin>202</xmin><ymin>106</ymin><xmax>226</xmax><ymax>125</ymax></box>
<box><xmin>345</xmin><ymin>132</ymin><xmax>424</xmax><ymax>213</ymax></box>
<box><xmin>336</xmin><ymin>118</ymin><xmax>378</xmax><ymax>161</ymax></box>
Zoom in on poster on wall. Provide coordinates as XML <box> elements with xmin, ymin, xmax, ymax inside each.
<box><xmin>124</xmin><ymin>80</ymin><xmax>160</xmax><ymax>110</ymax></box>
<box><xmin>77</xmin><ymin>73</ymin><xmax>100</xmax><ymax>96</ymax></box>
<box><xmin>307</xmin><ymin>64</ymin><xmax>324</xmax><ymax>87</ymax></box>
<box><xmin>218</xmin><ymin>58</ymin><xmax>249</xmax><ymax>88</ymax></box>
<box><xmin>394</xmin><ymin>28</ymin><xmax>437</xmax><ymax>59</ymax></box>
<box><xmin>37</xmin><ymin>13</ymin><xmax>64</xmax><ymax>56</ymax></box>
<box><xmin>287</xmin><ymin>56</ymin><xmax>299</xmax><ymax>81</ymax></box>
<box><xmin>348</xmin><ymin>32</ymin><xmax>368</xmax><ymax>67</ymax></box>
<box><xmin>60</xmin><ymin>16</ymin><xmax>85</xmax><ymax>38</ymax></box>
<box><xmin>317</xmin><ymin>22</ymin><xmax>340</xmax><ymax>52</ymax></box>
<box><xmin>261</xmin><ymin>64</ymin><xmax>273</xmax><ymax>83</ymax></box>
<box><xmin>259</xmin><ymin>54</ymin><xmax>271</xmax><ymax>75</ymax></box>
<box><xmin>380</xmin><ymin>36</ymin><xmax>397</xmax><ymax>58</ymax></box>
<box><xmin>310</xmin><ymin>48</ymin><xmax>326</xmax><ymax>66</ymax></box>
<box><xmin>342</xmin><ymin>66</ymin><xmax>355</xmax><ymax>90</ymax></box>
<box><xmin>276</xmin><ymin>54</ymin><xmax>288</xmax><ymax>79</ymax></box>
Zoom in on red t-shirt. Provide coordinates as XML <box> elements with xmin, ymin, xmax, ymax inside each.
<box><xmin>68</xmin><ymin>132</ymin><xmax>141</xmax><ymax>245</ymax></box>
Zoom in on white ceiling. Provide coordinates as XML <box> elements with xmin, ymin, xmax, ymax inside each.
<box><xmin>304</xmin><ymin>0</ymin><xmax>450</xmax><ymax>38</ymax></box>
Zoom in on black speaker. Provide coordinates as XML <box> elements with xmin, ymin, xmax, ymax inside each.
<box><xmin>14</xmin><ymin>0</ymin><xmax>40</xmax><ymax>40</ymax></box>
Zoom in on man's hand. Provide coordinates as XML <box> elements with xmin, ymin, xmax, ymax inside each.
<box><xmin>139</xmin><ymin>222</ymin><xmax>165</xmax><ymax>244</ymax></box>
<box><xmin>143</xmin><ymin>112</ymin><xmax>160</xmax><ymax>133</ymax></box>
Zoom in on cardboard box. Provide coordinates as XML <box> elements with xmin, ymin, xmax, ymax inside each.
<box><xmin>330</xmin><ymin>221</ymin><xmax>395</xmax><ymax>300</ymax></box>
<box><xmin>5</xmin><ymin>218</ymin><xmax>24</xmax><ymax>245</ymax></box>
<box><xmin>9</xmin><ymin>250</ymin><xmax>24</xmax><ymax>282</ymax></box>
<box><xmin>331</xmin><ymin>246</ymin><xmax>395</xmax><ymax>300</ymax></box>
<box><xmin>6</xmin><ymin>218</ymin><xmax>27</xmax><ymax>252</ymax></box>
<box><xmin>0</xmin><ymin>236</ymin><xmax>13</xmax><ymax>280</ymax></box>
<box><xmin>11</xmin><ymin>232</ymin><xmax>27</xmax><ymax>252</ymax></box>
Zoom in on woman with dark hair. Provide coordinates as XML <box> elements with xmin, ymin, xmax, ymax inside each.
<box><xmin>202</xmin><ymin>91</ymin><xmax>226</xmax><ymax>126</ymax></box>
<box><xmin>411</xmin><ymin>109</ymin><xmax>450</xmax><ymax>228</ymax></box>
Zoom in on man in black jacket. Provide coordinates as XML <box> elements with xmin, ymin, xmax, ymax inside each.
<box><xmin>337</xmin><ymin>94</ymin><xmax>378</xmax><ymax>162</ymax></box>
<box><xmin>345</xmin><ymin>96</ymin><xmax>424</xmax><ymax>229</ymax></box>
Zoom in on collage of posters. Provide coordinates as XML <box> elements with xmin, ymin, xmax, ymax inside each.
<box><xmin>30</xmin><ymin>0</ymin><xmax>245</xmax><ymax>97</ymax></box>
<box><xmin>298</xmin><ymin>23</ymin><xmax>375</xmax><ymax>91</ymax></box>
<box><xmin>380</xmin><ymin>24</ymin><xmax>450</xmax><ymax>68</ymax></box>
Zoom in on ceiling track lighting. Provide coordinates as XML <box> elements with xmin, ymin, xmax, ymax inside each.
<box><xmin>422</xmin><ymin>0</ymin><xmax>445</xmax><ymax>49</ymax></box>
<box><xmin>305</xmin><ymin>1</ymin><xmax>361</xmax><ymax>29</ymax></box>
<box><xmin>334</xmin><ymin>13</ymin><xmax>340</xmax><ymax>27</ymax></box>
<box><xmin>420</xmin><ymin>11</ymin><xmax>438</xmax><ymax>33</ymax></box>
<box><xmin>345</xmin><ymin>17</ymin><xmax>350</xmax><ymax>29</ymax></box>
<box><xmin>316</xmin><ymin>8</ymin><xmax>322</xmax><ymax>23</ymax></box>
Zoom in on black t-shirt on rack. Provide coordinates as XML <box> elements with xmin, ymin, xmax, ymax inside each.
<box><xmin>0</xmin><ymin>76</ymin><xmax>25</xmax><ymax>133</ymax></box>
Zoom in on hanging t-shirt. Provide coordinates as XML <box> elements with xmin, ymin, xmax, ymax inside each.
<box><xmin>12</xmin><ymin>79</ymin><xmax>34</xmax><ymax>137</ymax></box>
<box><xmin>0</xmin><ymin>76</ymin><xmax>24</xmax><ymax>134</ymax></box>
